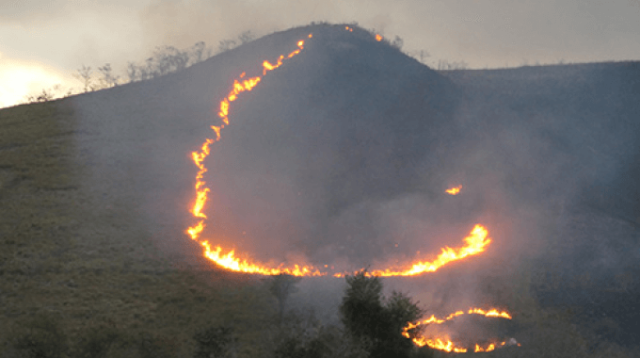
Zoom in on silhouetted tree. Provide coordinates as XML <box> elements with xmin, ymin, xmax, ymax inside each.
<box><xmin>75</xmin><ymin>65</ymin><xmax>93</xmax><ymax>92</ymax></box>
<box><xmin>238</xmin><ymin>30</ymin><xmax>255</xmax><ymax>44</ymax></box>
<box><xmin>218</xmin><ymin>39</ymin><xmax>237</xmax><ymax>53</ymax></box>
<box><xmin>190</xmin><ymin>41</ymin><xmax>207</xmax><ymax>65</ymax></box>
<box><xmin>126</xmin><ymin>62</ymin><xmax>138</xmax><ymax>82</ymax></box>
<box><xmin>268</xmin><ymin>274</ymin><xmax>302</xmax><ymax>324</ymax></box>
<box><xmin>98</xmin><ymin>63</ymin><xmax>119</xmax><ymax>87</ymax></box>
<box><xmin>340</xmin><ymin>270</ymin><xmax>424</xmax><ymax>358</ymax></box>
<box><xmin>391</xmin><ymin>36</ymin><xmax>404</xmax><ymax>50</ymax></box>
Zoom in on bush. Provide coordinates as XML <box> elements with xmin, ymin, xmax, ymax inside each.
<box><xmin>340</xmin><ymin>271</ymin><xmax>424</xmax><ymax>358</ymax></box>
<box><xmin>267</xmin><ymin>274</ymin><xmax>301</xmax><ymax>324</ymax></box>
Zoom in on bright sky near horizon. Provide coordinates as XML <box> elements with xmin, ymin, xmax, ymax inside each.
<box><xmin>1</xmin><ymin>0</ymin><xmax>639</xmax><ymax>108</ymax></box>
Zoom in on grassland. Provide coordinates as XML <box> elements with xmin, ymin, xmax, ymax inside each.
<box><xmin>0</xmin><ymin>99</ymin><xmax>281</xmax><ymax>357</ymax></box>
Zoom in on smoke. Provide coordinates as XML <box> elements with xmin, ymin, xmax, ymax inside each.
<box><xmin>68</xmin><ymin>22</ymin><xmax>640</xmax><ymax>348</ymax></box>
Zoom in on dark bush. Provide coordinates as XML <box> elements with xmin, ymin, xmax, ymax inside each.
<box><xmin>340</xmin><ymin>270</ymin><xmax>424</xmax><ymax>358</ymax></box>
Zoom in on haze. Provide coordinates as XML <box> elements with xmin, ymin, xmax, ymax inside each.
<box><xmin>1</xmin><ymin>0</ymin><xmax>639</xmax><ymax>108</ymax></box>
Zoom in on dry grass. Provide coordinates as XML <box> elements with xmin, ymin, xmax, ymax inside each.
<box><xmin>0</xmin><ymin>99</ymin><xmax>279</xmax><ymax>357</ymax></box>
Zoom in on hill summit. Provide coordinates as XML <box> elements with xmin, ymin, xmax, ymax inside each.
<box><xmin>71</xmin><ymin>24</ymin><xmax>461</xmax><ymax>269</ymax></box>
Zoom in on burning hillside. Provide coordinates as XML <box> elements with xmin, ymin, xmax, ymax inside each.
<box><xmin>53</xmin><ymin>22</ymin><xmax>640</xmax><ymax>355</ymax></box>
<box><xmin>182</xmin><ymin>26</ymin><xmax>517</xmax><ymax>353</ymax></box>
<box><xmin>182</xmin><ymin>25</ymin><xmax>464</xmax><ymax>275</ymax></box>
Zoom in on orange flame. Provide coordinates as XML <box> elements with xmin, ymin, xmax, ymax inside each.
<box><xmin>375</xmin><ymin>34</ymin><xmax>383</xmax><ymax>42</ymax></box>
<box><xmin>403</xmin><ymin>307</ymin><xmax>514</xmax><ymax>353</ymax></box>
<box><xmin>186</xmin><ymin>35</ymin><xmax>321</xmax><ymax>276</ymax></box>
<box><xmin>186</xmin><ymin>34</ymin><xmax>493</xmax><ymax>278</ymax></box>
<box><xmin>445</xmin><ymin>185</ymin><xmax>462</xmax><ymax>195</ymax></box>
<box><xmin>360</xmin><ymin>224</ymin><xmax>491</xmax><ymax>277</ymax></box>
<box><xmin>200</xmin><ymin>241</ymin><xmax>324</xmax><ymax>276</ymax></box>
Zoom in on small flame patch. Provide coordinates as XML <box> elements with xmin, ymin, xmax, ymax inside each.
<box><xmin>446</xmin><ymin>185</ymin><xmax>462</xmax><ymax>195</ymax></box>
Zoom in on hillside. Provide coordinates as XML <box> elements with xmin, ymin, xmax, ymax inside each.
<box><xmin>1</xmin><ymin>23</ymin><xmax>639</xmax><ymax>357</ymax></box>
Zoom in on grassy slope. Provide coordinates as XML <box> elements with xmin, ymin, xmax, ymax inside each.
<box><xmin>1</xmin><ymin>25</ymin><xmax>638</xmax><ymax>357</ymax></box>
<box><xmin>0</xmin><ymin>99</ymin><xmax>277</xmax><ymax>357</ymax></box>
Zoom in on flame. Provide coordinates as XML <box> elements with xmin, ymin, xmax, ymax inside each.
<box><xmin>200</xmin><ymin>241</ymin><xmax>324</xmax><ymax>276</ymax></box>
<box><xmin>403</xmin><ymin>307</ymin><xmax>514</xmax><ymax>353</ymax></box>
<box><xmin>186</xmin><ymin>33</ymin><xmax>492</xmax><ymax>278</ymax></box>
<box><xmin>186</xmin><ymin>35</ymin><xmax>321</xmax><ymax>276</ymax></box>
<box><xmin>445</xmin><ymin>185</ymin><xmax>462</xmax><ymax>195</ymax></box>
<box><xmin>412</xmin><ymin>337</ymin><xmax>468</xmax><ymax>353</ymax></box>
<box><xmin>375</xmin><ymin>34</ymin><xmax>383</xmax><ymax>42</ymax></box>
<box><xmin>345</xmin><ymin>26</ymin><xmax>354</xmax><ymax>32</ymax></box>
<box><xmin>359</xmin><ymin>224</ymin><xmax>491</xmax><ymax>277</ymax></box>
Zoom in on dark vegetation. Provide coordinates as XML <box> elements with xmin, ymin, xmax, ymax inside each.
<box><xmin>2</xmin><ymin>23</ymin><xmax>640</xmax><ymax>357</ymax></box>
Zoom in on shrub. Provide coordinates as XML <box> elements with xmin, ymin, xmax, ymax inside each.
<box><xmin>340</xmin><ymin>270</ymin><xmax>424</xmax><ymax>358</ymax></box>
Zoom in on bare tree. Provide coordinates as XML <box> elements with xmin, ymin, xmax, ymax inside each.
<box><xmin>74</xmin><ymin>65</ymin><xmax>93</xmax><ymax>92</ymax></box>
<box><xmin>238</xmin><ymin>30</ymin><xmax>255</xmax><ymax>44</ymax></box>
<box><xmin>418</xmin><ymin>50</ymin><xmax>429</xmax><ymax>63</ymax></box>
<box><xmin>437</xmin><ymin>59</ymin><xmax>468</xmax><ymax>70</ymax></box>
<box><xmin>189</xmin><ymin>41</ymin><xmax>206</xmax><ymax>65</ymax></box>
<box><xmin>268</xmin><ymin>274</ymin><xmax>301</xmax><ymax>325</ymax></box>
<box><xmin>98</xmin><ymin>63</ymin><xmax>119</xmax><ymax>88</ymax></box>
<box><xmin>218</xmin><ymin>39</ymin><xmax>237</xmax><ymax>53</ymax></box>
<box><xmin>143</xmin><ymin>57</ymin><xmax>155</xmax><ymax>79</ymax></box>
<box><xmin>126</xmin><ymin>62</ymin><xmax>138</xmax><ymax>83</ymax></box>
<box><xmin>151</xmin><ymin>46</ymin><xmax>190</xmax><ymax>76</ymax></box>
<box><xmin>391</xmin><ymin>35</ymin><xmax>404</xmax><ymax>50</ymax></box>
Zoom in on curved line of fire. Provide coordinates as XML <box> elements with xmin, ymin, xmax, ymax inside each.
<box><xmin>402</xmin><ymin>308</ymin><xmax>520</xmax><ymax>353</ymax></box>
<box><xmin>186</xmin><ymin>32</ymin><xmax>491</xmax><ymax>278</ymax></box>
<box><xmin>185</xmin><ymin>28</ymin><xmax>517</xmax><ymax>354</ymax></box>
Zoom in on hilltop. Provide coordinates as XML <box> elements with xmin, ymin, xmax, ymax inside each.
<box><xmin>1</xmin><ymin>23</ymin><xmax>639</xmax><ymax>357</ymax></box>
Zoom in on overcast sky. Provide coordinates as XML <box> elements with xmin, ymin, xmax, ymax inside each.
<box><xmin>1</xmin><ymin>0</ymin><xmax>639</xmax><ymax>108</ymax></box>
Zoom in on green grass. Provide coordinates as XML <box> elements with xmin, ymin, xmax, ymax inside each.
<box><xmin>0</xmin><ymin>99</ymin><xmax>279</xmax><ymax>357</ymax></box>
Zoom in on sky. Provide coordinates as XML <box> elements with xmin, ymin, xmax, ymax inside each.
<box><xmin>1</xmin><ymin>0</ymin><xmax>639</xmax><ymax>108</ymax></box>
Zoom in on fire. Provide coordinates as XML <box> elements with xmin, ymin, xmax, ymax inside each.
<box><xmin>200</xmin><ymin>241</ymin><xmax>324</xmax><ymax>276</ymax></box>
<box><xmin>445</xmin><ymin>185</ymin><xmax>462</xmax><ymax>195</ymax></box>
<box><xmin>181</xmin><ymin>28</ymin><xmax>518</xmax><ymax>354</ymax></box>
<box><xmin>402</xmin><ymin>307</ymin><xmax>514</xmax><ymax>353</ymax></box>
<box><xmin>360</xmin><ymin>224</ymin><xmax>491</xmax><ymax>277</ymax></box>
<box><xmin>405</xmin><ymin>307</ymin><xmax>512</xmax><ymax>329</ymax></box>
<box><xmin>186</xmin><ymin>35</ymin><xmax>321</xmax><ymax>276</ymax></box>
<box><xmin>186</xmin><ymin>32</ymin><xmax>492</xmax><ymax>278</ymax></box>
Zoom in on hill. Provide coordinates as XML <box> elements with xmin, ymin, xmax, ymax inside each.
<box><xmin>1</xmin><ymin>23</ymin><xmax>639</xmax><ymax>357</ymax></box>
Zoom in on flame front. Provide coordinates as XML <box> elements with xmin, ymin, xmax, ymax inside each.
<box><xmin>186</xmin><ymin>36</ymin><xmax>323</xmax><ymax>276</ymax></box>
<box><xmin>357</xmin><ymin>224</ymin><xmax>491</xmax><ymax>277</ymax></box>
<box><xmin>403</xmin><ymin>307</ymin><xmax>514</xmax><ymax>353</ymax></box>
<box><xmin>446</xmin><ymin>185</ymin><xmax>462</xmax><ymax>195</ymax></box>
<box><xmin>186</xmin><ymin>33</ymin><xmax>492</xmax><ymax>278</ymax></box>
